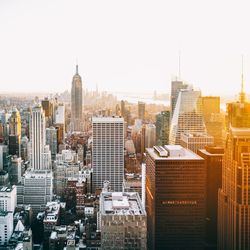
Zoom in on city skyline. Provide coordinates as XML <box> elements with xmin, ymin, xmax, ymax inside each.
<box><xmin>2</xmin><ymin>1</ymin><xmax>250</xmax><ymax>249</ymax></box>
<box><xmin>1</xmin><ymin>0</ymin><xmax>250</xmax><ymax>95</ymax></box>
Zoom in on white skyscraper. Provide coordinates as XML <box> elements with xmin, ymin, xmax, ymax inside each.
<box><xmin>55</xmin><ymin>103</ymin><xmax>65</xmax><ymax>124</ymax></box>
<box><xmin>92</xmin><ymin>117</ymin><xmax>124</xmax><ymax>192</ymax></box>
<box><xmin>30</xmin><ymin>105</ymin><xmax>51</xmax><ymax>170</ymax></box>
<box><xmin>18</xmin><ymin>105</ymin><xmax>53</xmax><ymax>215</ymax></box>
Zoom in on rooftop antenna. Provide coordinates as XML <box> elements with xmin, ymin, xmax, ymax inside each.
<box><xmin>76</xmin><ymin>58</ymin><xmax>78</xmax><ymax>74</ymax></box>
<box><xmin>178</xmin><ymin>50</ymin><xmax>181</xmax><ymax>80</ymax></box>
<box><xmin>240</xmin><ymin>54</ymin><xmax>246</xmax><ymax>103</ymax></box>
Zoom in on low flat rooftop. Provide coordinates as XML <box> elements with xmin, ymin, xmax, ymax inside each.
<box><xmin>100</xmin><ymin>192</ymin><xmax>146</xmax><ymax>216</ymax></box>
<box><xmin>147</xmin><ymin>145</ymin><xmax>203</xmax><ymax>161</ymax></box>
<box><xmin>92</xmin><ymin>116</ymin><xmax>124</xmax><ymax>123</ymax></box>
<box><xmin>231</xmin><ymin>126</ymin><xmax>250</xmax><ymax>136</ymax></box>
<box><xmin>24</xmin><ymin>169</ymin><xmax>52</xmax><ymax>178</ymax></box>
<box><xmin>0</xmin><ymin>185</ymin><xmax>15</xmax><ymax>192</ymax></box>
<box><xmin>198</xmin><ymin>148</ymin><xmax>224</xmax><ymax>156</ymax></box>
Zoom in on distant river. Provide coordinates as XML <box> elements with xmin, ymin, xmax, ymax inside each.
<box><xmin>114</xmin><ymin>92</ymin><xmax>169</xmax><ymax>106</ymax></box>
<box><xmin>114</xmin><ymin>92</ymin><xmax>227</xmax><ymax>111</ymax></box>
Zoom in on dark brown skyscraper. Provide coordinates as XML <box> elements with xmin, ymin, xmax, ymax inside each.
<box><xmin>71</xmin><ymin>64</ymin><xmax>83</xmax><ymax>131</ymax></box>
<box><xmin>198</xmin><ymin>146</ymin><xmax>224</xmax><ymax>250</ymax></box>
<box><xmin>146</xmin><ymin>145</ymin><xmax>206</xmax><ymax>250</ymax></box>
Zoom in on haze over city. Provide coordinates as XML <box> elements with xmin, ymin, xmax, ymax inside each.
<box><xmin>1</xmin><ymin>0</ymin><xmax>250</xmax><ymax>95</ymax></box>
<box><xmin>2</xmin><ymin>1</ymin><xmax>250</xmax><ymax>250</ymax></box>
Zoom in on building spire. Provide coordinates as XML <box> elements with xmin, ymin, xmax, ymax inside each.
<box><xmin>75</xmin><ymin>58</ymin><xmax>79</xmax><ymax>75</ymax></box>
<box><xmin>240</xmin><ymin>55</ymin><xmax>246</xmax><ymax>103</ymax></box>
<box><xmin>178</xmin><ymin>50</ymin><xmax>181</xmax><ymax>80</ymax></box>
<box><xmin>76</xmin><ymin>64</ymin><xmax>78</xmax><ymax>75</ymax></box>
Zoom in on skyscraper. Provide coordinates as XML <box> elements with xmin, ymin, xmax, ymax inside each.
<box><xmin>170</xmin><ymin>79</ymin><xmax>188</xmax><ymax>119</ymax></box>
<box><xmin>138</xmin><ymin>101</ymin><xmax>146</xmax><ymax>120</ymax></box>
<box><xmin>30</xmin><ymin>105</ymin><xmax>51</xmax><ymax>170</ymax></box>
<box><xmin>169</xmin><ymin>87</ymin><xmax>206</xmax><ymax>145</ymax></box>
<box><xmin>9</xmin><ymin>108</ymin><xmax>21</xmax><ymax>157</ymax></box>
<box><xmin>202</xmin><ymin>96</ymin><xmax>225</xmax><ymax>146</ymax></box>
<box><xmin>46</xmin><ymin>126</ymin><xmax>58</xmax><ymax>160</ymax></box>
<box><xmin>18</xmin><ymin>105</ymin><xmax>53</xmax><ymax>215</ymax></box>
<box><xmin>145</xmin><ymin>124</ymin><xmax>156</xmax><ymax>148</ymax></box>
<box><xmin>146</xmin><ymin>145</ymin><xmax>206</xmax><ymax>250</ymax></box>
<box><xmin>92</xmin><ymin>117</ymin><xmax>124</xmax><ymax>192</ymax></box>
<box><xmin>121</xmin><ymin>100</ymin><xmax>126</xmax><ymax>117</ymax></box>
<box><xmin>71</xmin><ymin>64</ymin><xmax>83</xmax><ymax>132</ymax></box>
<box><xmin>198</xmin><ymin>146</ymin><xmax>224</xmax><ymax>250</ymax></box>
<box><xmin>218</xmin><ymin>73</ymin><xmax>250</xmax><ymax>250</ymax></box>
<box><xmin>156</xmin><ymin>111</ymin><xmax>170</xmax><ymax>146</ymax></box>
<box><xmin>42</xmin><ymin>97</ymin><xmax>54</xmax><ymax>127</ymax></box>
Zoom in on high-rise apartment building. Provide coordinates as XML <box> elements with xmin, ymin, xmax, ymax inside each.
<box><xmin>198</xmin><ymin>146</ymin><xmax>224</xmax><ymax>250</ymax></box>
<box><xmin>146</xmin><ymin>145</ymin><xmax>206</xmax><ymax>250</ymax></box>
<box><xmin>169</xmin><ymin>88</ymin><xmax>206</xmax><ymax>145</ymax></box>
<box><xmin>180</xmin><ymin>132</ymin><xmax>214</xmax><ymax>154</ymax></box>
<box><xmin>170</xmin><ymin>79</ymin><xmax>188</xmax><ymax>119</ymax></box>
<box><xmin>99</xmin><ymin>192</ymin><xmax>147</xmax><ymax>250</ymax></box>
<box><xmin>71</xmin><ymin>65</ymin><xmax>83</xmax><ymax>131</ymax></box>
<box><xmin>92</xmin><ymin>117</ymin><xmax>124</xmax><ymax>192</ymax></box>
<box><xmin>156</xmin><ymin>111</ymin><xmax>170</xmax><ymax>146</ymax></box>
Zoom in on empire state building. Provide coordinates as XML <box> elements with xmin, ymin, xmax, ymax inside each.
<box><xmin>71</xmin><ymin>64</ymin><xmax>83</xmax><ymax>131</ymax></box>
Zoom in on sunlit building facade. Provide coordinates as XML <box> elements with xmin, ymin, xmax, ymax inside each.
<box><xmin>170</xmin><ymin>79</ymin><xmax>188</xmax><ymax>119</ymax></box>
<box><xmin>198</xmin><ymin>146</ymin><xmax>224</xmax><ymax>250</ymax></box>
<box><xmin>180</xmin><ymin>132</ymin><xmax>214</xmax><ymax>154</ymax></box>
<box><xmin>169</xmin><ymin>88</ymin><xmax>206</xmax><ymax>145</ymax></box>
<box><xmin>218</xmin><ymin>81</ymin><xmax>250</xmax><ymax>250</ymax></box>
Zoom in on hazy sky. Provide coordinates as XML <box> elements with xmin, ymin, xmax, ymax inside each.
<box><xmin>1</xmin><ymin>0</ymin><xmax>250</xmax><ymax>95</ymax></box>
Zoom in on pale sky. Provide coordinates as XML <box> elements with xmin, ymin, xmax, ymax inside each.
<box><xmin>0</xmin><ymin>0</ymin><xmax>250</xmax><ymax>95</ymax></box>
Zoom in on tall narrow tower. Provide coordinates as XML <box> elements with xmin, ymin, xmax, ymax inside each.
<box><xmin>71</xmin><ymin>64</ymin><xmax>83</xmax><ymax>131</ymax></box>
<box><xmin>9</xmin><ymin>108</ymin><xmax>21</xmax><ymax>156</ymax></box>
<box><xmin>218</xmin><ymin>63</ymin><xmax>250</xmax><ymax>250</ymax></box>
<box><xmin>92</xmin><ymin>117</ymin><xmax>124</xmax><ymax>192</ymax></box>
<box><xmin>30</xmin><ymin>105</ymin><xmax>51</xmax><ymax>170</ymax></box>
